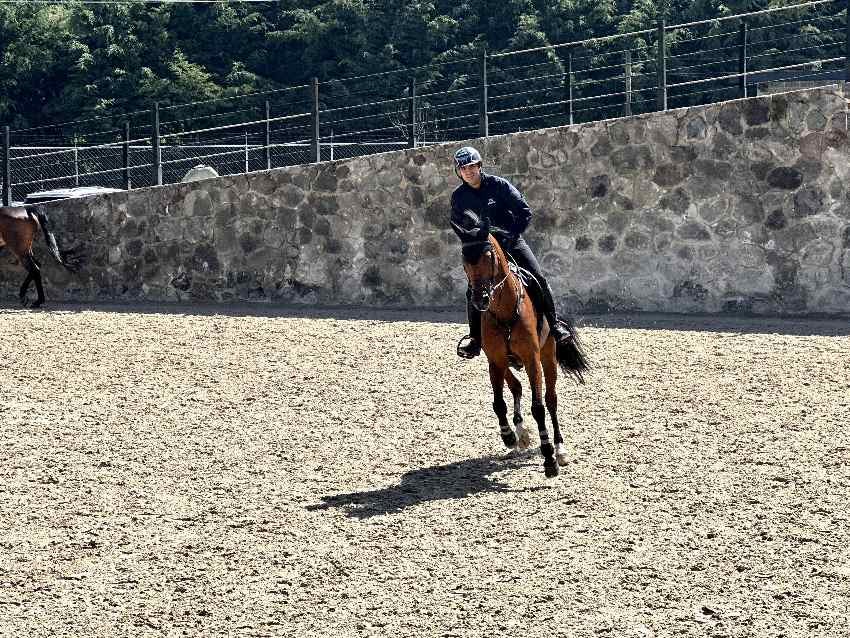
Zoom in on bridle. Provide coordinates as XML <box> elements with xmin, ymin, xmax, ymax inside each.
<box><xmin>466</xmin><ymin>239</ymin><xmax>523</xmax><ymax>324</ymax></box>
<box><xmin>454</xmin><ymin>217</ymin><xmax>524</xmax><ymax>324</ymax></box>
<box><xmin>472</xmin><ymin>247</ymin><xmax>506</xmax><ymax>299</ymax></box>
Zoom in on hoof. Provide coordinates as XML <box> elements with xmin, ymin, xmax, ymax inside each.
<box><xmin>544</xmin><ymin>461</ymin><xmax>559</xmax><ymax>478</ymax></box>
<box><xmin>501</xmin><ymin>430</ymin><xmax>517</xmax><ymax>449</ymax></box>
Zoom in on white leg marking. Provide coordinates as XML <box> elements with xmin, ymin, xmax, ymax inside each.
<box><xmin>555</xmin><ymin>442</ymin><xmax>569</xmax><ymax>466</ymax></box>
<box><xmin>516</xmin><ymin>421</ymin><xmax>531</xmax><ymax>451</ymax></box>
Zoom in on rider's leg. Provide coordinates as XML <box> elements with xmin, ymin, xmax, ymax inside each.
<box><xmin>458</xmin><ymin>287</ymin><xmax>482</xmax><ymax>358</ymax></box>
<box><xmin>508</xmin><ymin>238</ymin><xmax>571</xmax><ymax>343</ymax></box>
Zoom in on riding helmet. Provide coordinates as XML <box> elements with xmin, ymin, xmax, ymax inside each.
<box><xmin>453</xmin><ymin>146</ymin><xmax>482</xmax><ymax>169</ymax></box>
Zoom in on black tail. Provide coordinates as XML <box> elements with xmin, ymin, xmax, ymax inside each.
<box><xmin>555</xmin><ymin>316</ymin><xmax>590</xmax><ymax>385</ymax></box>
<box><xmin>26</xmin><ymin>206</ymin><xmax>81</xmax><ymax>272</ymax></box>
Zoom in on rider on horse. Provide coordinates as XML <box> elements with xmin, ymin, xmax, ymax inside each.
<box><xmin>450</xmin><ymin>145</ymin><xmax>572</xmax><ymax>359</ymax></box>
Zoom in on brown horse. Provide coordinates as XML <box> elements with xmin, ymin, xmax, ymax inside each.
<box><xmin>454</xmin><ymin>218</ymin><xmax>589</xmax><ymax>477</ymax></box>
<box><xmin>0</xmin><ymin>205</ymin><xmax>80</xmax><ymax>308</ymax></box>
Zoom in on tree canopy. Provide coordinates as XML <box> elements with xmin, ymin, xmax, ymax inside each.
<box><xmin>0</xmin><ymin>0</ymin><xmax>840</xmax><ymax>132</ymax></box>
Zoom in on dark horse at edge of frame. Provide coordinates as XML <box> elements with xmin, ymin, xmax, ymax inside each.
<box><xmin>0</xmin><ymin>204</ymin><xmax>80</xmax><ymax>308</ymax></box>
<box><xmin>453</xmin><ymin>217</ymin><xmax>590</xmax><ymax>478</ymax></box>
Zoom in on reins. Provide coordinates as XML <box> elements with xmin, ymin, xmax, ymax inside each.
<box><xmin>490</xmin><ymin>269</ymin><xmax>512</xmax><ymax>296</ymax></box>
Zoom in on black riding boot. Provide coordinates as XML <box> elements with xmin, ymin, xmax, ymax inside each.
<box><xmin>540</xmin><ymin>281</ymin><xmax>571</xmax><ymax>344</ymax></box>
<box><xmin>457</xmin><ymin>292</ymin><xmax>482</xmax><ymax>359</ymax></box>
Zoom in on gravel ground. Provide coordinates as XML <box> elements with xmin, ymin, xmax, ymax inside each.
<box><xmin>0</xmin><ymin>304</ymin><xmax>848</xmax><ymax>638</ymax></box>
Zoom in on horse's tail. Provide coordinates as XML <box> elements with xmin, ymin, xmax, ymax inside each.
<box><xmin>26</xmin><ymin>206</ymin><xmax>81</xmax><ymax>272</ymax></box>
<box><xmin>555</xmin><ymin>316</ymin><xmax>590</xmax><ymax>385</ymax></box>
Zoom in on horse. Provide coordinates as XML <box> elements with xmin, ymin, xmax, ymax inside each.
<box><xmin>453</xmin><ymin>218</ymin><xmax>589</xmax><ymax>478</ymax></box>
<box><xmin>0</xmin><ymin>205</ymin><xmax>80</xmax><ymax>308</ymax></box>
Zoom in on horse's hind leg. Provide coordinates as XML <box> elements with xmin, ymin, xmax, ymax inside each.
<box><xmin>18</xmin><ymin>254</ymin><xmax>41</xmax><ymax>307</ymax></box>
<box><xmin>30</xmin><ymin>256</ymin><xmax>45</xmax><ymax>308</ymax></box>
<box><xmin>505</xmin><ymin>368</ymin><xmax>530</xmax><ymax>450</ymax></box>
<box><xmin>19</xmin><ymin>270</ymin><xmax>33</xmax><ymax>306</ymax></box>
<box><xmin>543</xmin><ymin>342</ymin><xmax>568</xmax><ymax>466</ymax></box>
<box><xmin>19</xmin><ymin>254</ymin><xmax>45</xmax><ymax>308</ymax></box>
<box><xmin>489</xmin><ymin>362</ymin><xmax>517</xmax><ymax>449</ymax></box>
<box><xmin>528</xmin><ymin>356</ymin><xmax>557</xmax><ymax>477</ymax></box>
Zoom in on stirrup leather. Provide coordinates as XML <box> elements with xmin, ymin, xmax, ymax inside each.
<box><xmin>456</xmin><ymin>335</ymin><xmax>481</xmax><ymax>359</ymax></box>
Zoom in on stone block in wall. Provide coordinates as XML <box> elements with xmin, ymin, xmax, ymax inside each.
<box><xmin>766</xmin><ymin>166</ymin><xmax>804</xmax><ymax>190</ymax></box>
<box><xmin>718</xmin><ymin>104</ymin><xmax>744</xmax><ymax>136</ymax></box>
<box><xmin>743</xmin><ymin>98</ymin><xmax>771</xmax><ymax>126</ymax></box>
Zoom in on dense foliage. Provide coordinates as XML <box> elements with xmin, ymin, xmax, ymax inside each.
<box><xmin>0</xmin><ymin>0</ymin><xmax>842</xmax><ymax>132</ymax></box>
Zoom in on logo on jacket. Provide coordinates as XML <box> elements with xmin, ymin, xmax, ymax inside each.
<box><xmin>487</xmin><ymin>198</ymin><xmax>496</xmax><ymax>206</ymax></box>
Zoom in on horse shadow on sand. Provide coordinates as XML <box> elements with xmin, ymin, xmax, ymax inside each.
<box><xmin>307</xmin><ymin>450</ymin><xmax>551</xmax><ymax>519</ymax></box>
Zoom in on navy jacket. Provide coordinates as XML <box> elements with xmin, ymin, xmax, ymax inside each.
<box><xmin>450</xmin><ymin>173</ymin><xmax>532</xmax><ymax>245</ymax></box>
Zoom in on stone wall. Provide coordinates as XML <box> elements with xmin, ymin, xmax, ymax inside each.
<box><xmin>3</xmin><ymin>87</ymin><xmax>850</xmax><ymax>316</ymax></box>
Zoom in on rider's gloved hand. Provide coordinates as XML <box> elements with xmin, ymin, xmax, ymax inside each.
<box><xmin>494</xmin><ymin>231</ymin><xmax>517</xmax><ymax>250</ymax></box>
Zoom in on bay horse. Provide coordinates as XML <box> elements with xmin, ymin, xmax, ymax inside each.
<box><xmin>0</xmin><ymin>205</ymin><xmax>80</xmax><ymax>308</ymax></box>
<box><xmin>454</xmin><ymin>218</ymin><xmax>589</xmax><ymax>478</ymax></box>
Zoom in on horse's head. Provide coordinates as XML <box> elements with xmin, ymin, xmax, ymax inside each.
<box><xmin>452</xmin><ymin>217</ymin><xmax>498</xmax><ymax>312</ymax></box>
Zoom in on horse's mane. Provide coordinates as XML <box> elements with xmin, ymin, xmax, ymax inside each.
<box><xmin>487</xmin><ymin>234</ymin><xmax>511</xmax><ymax>275</ymax></box>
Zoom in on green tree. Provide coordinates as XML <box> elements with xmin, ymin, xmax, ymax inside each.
<box><xmin>0</xmin><ymin>4</ymin><xmax>79</xmax><ymax>129</ymax></box>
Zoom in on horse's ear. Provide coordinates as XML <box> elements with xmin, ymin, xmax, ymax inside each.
<box><xmin>478</xmin><ymin>217</ymin><xmax>490</xmax><ymax>240</ymax></box>
<box><xmin>458</xmin><ymin>209</ymin><xmax>481</xmax><ymax>228</ymax></box>
<box><xmin>451</xmin><ymin>220</ymin><xmax>476</xmax><ymax>240</ymax></box>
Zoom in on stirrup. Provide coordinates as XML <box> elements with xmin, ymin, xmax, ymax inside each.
<box><xmin>456</xmin><ymin>335</ymin><xmax>481</xmax><ymax>359</ymax></box>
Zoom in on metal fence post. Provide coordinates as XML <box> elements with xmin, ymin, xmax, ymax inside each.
<box><xmin>73</xmin><ymin>135</ymin><xmax>79</xmax><ymax>187</ymax></box>
<box><xmin>739</xmin><ymin>21</ymin><xmax>749</xmax><ymax>98</ymax></box>
<box><xmin>153</xmin><ymin>102</ymin><xmax>162</xmax><ymax>186</ymax></box>
<box><xmin>310</xmin><ymin>77</ymin><xmax>320</xmax><ymax>163</ymax></box>
<box><xmin>408</xmin><ymin>77</ymin><xmax>417</xmax><ymax>149</ymax></box>
<box><xmin>122</xmin><ymin>122</ymin><xmax>131</xmax><ymax>190</ymax></box>
<box><xmin>625</xmin><ymin>50</ymin><xmax>633</xmax><ymax>116</ymax></box>
<box><xmin>657</xmin><ymin>19</ymin><xmax>667</xmax><ymax>111</ymax></box>
<box><xmin>265</xmin><ymin>100</ymin><xmax>272</xmax><ymax>170</ymax></box>
<box><xmin>845</xmin><ymin>0</ymin><xmax>850</xmax><ymax>96</ymax></box>
<box><xmin>566</xmin><ymin>50</ymin><xmax>574</xmax><ymax>125</ymax></box>
<box><xmin>479</xmin><ymin>49</ymin><xmax>489</xmax><ymax>137</ymax></box>
<box><xmin>2</xmin><ymin>126</ymin><xmax>10</xmax><ymax>206</ymax></box>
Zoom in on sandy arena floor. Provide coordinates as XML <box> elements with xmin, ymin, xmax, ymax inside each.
<box><xmin>0</xmin><ymin>304</ymin><xmax>848</xmax><ymax>638</ymax></box>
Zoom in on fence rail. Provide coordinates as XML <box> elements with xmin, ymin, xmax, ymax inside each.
<box><xmin>2</xmin><ymin>0</ymin><xmax>849</xmax><ymax>205</ymax></box>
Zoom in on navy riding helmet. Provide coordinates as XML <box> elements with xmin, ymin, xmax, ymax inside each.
<box><xmin>454</xmin><ymin>146</ymin><xmax>482</xmax><ymax>178</ymax></box>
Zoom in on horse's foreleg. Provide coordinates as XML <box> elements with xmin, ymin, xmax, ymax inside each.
<box><xmin>489</xmin><ymin>362</ymin><xmax>516</xmax><ymax>449</ymax></box>
<box><xmin>504</xmin><ymin>368</ymin><xmax>529</xmax><ymax>450</ymax></box>
<box><xmin>528</xmin><ymin>356</ymin><xmax>557</xmax><ymax>477</ymax></box>
<box><xmin>542</xmin><ymin>344</ymin><xmax>567</xmax><ymax>466</ymax></box>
